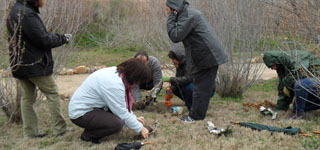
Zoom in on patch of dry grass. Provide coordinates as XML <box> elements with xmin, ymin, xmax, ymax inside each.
<box><xmin>0</xmin><ymin>79</ymin><xmax>320</xmax><ymax>150</ymax></box>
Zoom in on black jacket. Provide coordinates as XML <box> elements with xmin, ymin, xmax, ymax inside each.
<box><xmin>169</xmin><ymin>44</ymin><xmax>193</xmax><ymax>88</ymax></box>
<box><xmin>166</xmin><ymin>0</ymin><xmax>228</xmax><ymax>74</ymax></box>
<box><xmin>7</xmin><ymin>0</ymin><xmax>67</xmax><ymax>79</ymax></box>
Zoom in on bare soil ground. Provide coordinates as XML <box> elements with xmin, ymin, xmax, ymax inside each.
<box><xmin>1</xmin><ymin>67</ymin><xmax>319</xmax><ymax>150</ymax></box>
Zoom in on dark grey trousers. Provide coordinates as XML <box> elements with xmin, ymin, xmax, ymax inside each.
<box><xmin>71</xmin><ymin>109</ymin><xmax>124</xmax><ymax>139</ymax></box>
<box><xmin>189</xmin><ymin>66</ymin><xmax>219</xmax><ymax>120</ymax></box>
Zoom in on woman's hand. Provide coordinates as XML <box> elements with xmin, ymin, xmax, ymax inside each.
<box><xmin>137</xmin><ymin>116</ymin><xmax>145</xmax><ymax>125</ymax></box>
<box><xmin>141</xmin><ymin>127</ymin><xmax>149</xmax><ymax>139</ymax></box>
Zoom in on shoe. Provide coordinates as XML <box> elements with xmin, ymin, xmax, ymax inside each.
<box><xmin>80</xmin><ymin>132</ymin><xmax>101</xmax><ymax>144</ymax></box>
<box><xmin>24</xmin><ymin>131</ymin><xmax>48</xmax><ymax>139</ymax></box>
<box><xmin>180</xmin><ymin>115</ymin><xmax>195</xmax><ymax>123</ymax></box>
<box><xmin>34</xmin><ymin>132</ymin><xmax>48</xmax><ymax>138</ymax></box>
<box><xmin>288</xmin><ymin>112</ymin><xmax>304</xmax><ymax>120</ymax></box>
<box><xmin>55</xmin><ymin>127</ymin><xmax>75</xmax><ymax>137</ymax></box>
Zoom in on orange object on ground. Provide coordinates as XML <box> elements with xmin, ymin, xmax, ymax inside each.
<box><xmin>300</xmin><ymin>134</ymin><xmax>313</xmax><ymax>137</ymax></box>
<box><xmin>313</xmin><ymin>131</ymin><xmax>320</xmax><ymax>134</ymax></box>
<box><xmin>165</xmin><ymin>87</ymin><xmax>173</xmax><ymax>107</ymax></box>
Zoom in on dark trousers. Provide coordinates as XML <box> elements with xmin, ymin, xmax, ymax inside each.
<box><xmin>189</xmin><ymin>66</ymin><xmax>218</xmax><ymax>120</ymax></box>
<box><xmin>173</xmin><ymin>83</ymin><xmax>216</xmax><ymax>111</ymax></box>
<box><xmin>71</xmin><ymin>109</ymin><xmax>124</xmax><ymax>139</ymax></box>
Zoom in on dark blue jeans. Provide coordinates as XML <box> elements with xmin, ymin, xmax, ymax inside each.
<box><xmin>173</xmin><ymin>83</ymin><xmax>215</xmax><ymax>111</ymax></box>
<box><xmin>293</xmin><ymin>78</ymin><xmax>320</xmax><ymax>113</ymax></box>
<box><xmin>173</xmin><ymin>83</ymin><xmax>194</xmax><ymax>111</ymax></box>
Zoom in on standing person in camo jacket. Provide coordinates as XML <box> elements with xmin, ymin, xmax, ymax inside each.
<box><xmin>7</xmin><ymin>0</ymin><xmax>72</xmax><ymax>138</ymax></box>
<box><xmin>166</xmin><ymin>0</ymin><xmax>228</xmax><ymax>122</ymax></box>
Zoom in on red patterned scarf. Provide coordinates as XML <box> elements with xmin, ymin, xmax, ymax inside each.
<box><xmin>119</xmin><ymin>73</ymin><xmax>135</xmax><ymax>112</ymax></box>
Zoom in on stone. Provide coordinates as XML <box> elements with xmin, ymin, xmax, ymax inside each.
<box><xmin>59</xmin><ymin>93</ymin><xmax>71</xmax><ymax>101</ymax></box>
<box><xmin>99</xmin><ymin>65</ymin><xmax>106</xmax><ymax>70</ymax></box>
<box><xmin>0</xmin><ymin>70</ymin><xmax>4</xmax><ymax>78</ymax></box>
<box><xmin>1</xmin><ymin>70</ymin><xmax>9</xmax><ymax>78</ymax></box>
<box><xmin>56</xmin><ymin>69</ymin><xmax>61</xmax><ymax>74</ymax></box>
<box><xmin>74</xmin><ymin>65</ymin><xmax>87</xmax><ymax>74</ymax></box>
<box><xmin>92</xmin><ymin>66</ymin><xmax>99</xmax><ymax>72</ymax></box>
<box><xmin>86</xmin><ymin>67</ymin><xmax>91</xmax><ymax>73</ymax></box>
<box><xmin>67</xmin><ymin>69</ymin><xmax>74</xmax><ymax>75</ymax></box>
<box><xmin>60</xmin><ymin>68</ymin><xmax>67</xmax><ymax>75</ymax></box>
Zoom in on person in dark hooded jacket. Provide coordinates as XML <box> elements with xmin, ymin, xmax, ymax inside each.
<box><xmin>163</xmin><ymin>44</ymin><xmax>194</xmax><ymax>110</ymax></box>
<box><xmin>7</xmin><ymin>0</ymin><xmax>72</xmax><ymax>138</ymax></box>
<box><xmin>166</xmin><ymin>0</ymin><xmax>228</xmax><ymax>122</ymax></box>
<box><xmin>263</xmin><ymin>50</ymin><xmax>320</xmax><ymax>119</ymax></box>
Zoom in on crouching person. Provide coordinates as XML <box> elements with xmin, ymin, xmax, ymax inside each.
<box><xmin>68</xmin><ymin>58</ymin><xmax>151</xmax><ymax>144</ymax></box>
<box><xmin>163</xmin><ymin>44</ymin><xmax>193</xmax><ymax>110</ymax></box>
<box><xmin>263</xmin><ymin>50</ymin><xmax>320</xmax><ymax>120</ymax></box>
<box><xmin>163</xmin><ymin>44</ymin><xmax>216</xmax><ymax>111</ymax></box>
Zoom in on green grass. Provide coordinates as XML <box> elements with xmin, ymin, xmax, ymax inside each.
<box><xmin>0</xmin><ymin>115</ymin><xmax>5</xmax><ymax>126</ymax></box>
<box><xmin>248</xmin><ymin>79</ymin><xmax>278</xmax><ymax>93</ymax></box>
<box><xmin>211</xmin><ymin>94</ymin><xmax>243</xmax><ymax>103</ymax></box>
<box><xmin>39</xmin><ymin>140</ymin><xmax>54</xmax><ymax>149</ymax></box>
<box><xmin>0</xmin><ymin>144</ymin><xmax>12</xmax><ymax>150</ymax></box>
<box><xmin>0</xmin><ymin>55</ymin><xmax>9</xmax><ymax>69</ymax></box>
<box><xmin>65</xmin><ymin>45</ymin><xmax>142</xmax><ymax>68</ymax></box>
<box><xmin>302</xmin><ymin>137</ymin><xmax>320</xmax><ymax>150</ymax></box>
<box><xmin>73</xmin><ymin>32</ymin><xmax>115</xmax><ymax>48</ymax></box>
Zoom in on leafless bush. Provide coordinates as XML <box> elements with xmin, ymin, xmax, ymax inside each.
<box><xmin>89</xmin><ymin>0</ymin><xmax>269</xmax><ymax>98</ymax></box>
<box><xmin>88</xmin><ymin>0</ymin><xmax>170</xmax><ymax>50</ymax></box>
<box><xmin>262</xmin><ymin>0</ymin><xmax>320</xmax><ymax>103</ymax></box>
<box><xmin>188</xmin><ymin>0</ymin><xmax>269</xmax><ymax>98</ymax></box>
<box><xmin>263</xmin><ymin>0</ymin><xmax>320</xmax><ymax>45</ymax></box>
<box><xmin>0</xmin><ymin>0</ymin><xmax>95</xmax><ymax>123</ymax></box>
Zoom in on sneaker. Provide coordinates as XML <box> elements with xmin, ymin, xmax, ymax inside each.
<box><xmin>180</xmin><ymin>115</ymin><xmax>195</xmax><ymax>123</ymax></box>
<box><xmin>288</xmin><ymin>112</ymin><xmax>304</xmax><ymax>120</ymax></box>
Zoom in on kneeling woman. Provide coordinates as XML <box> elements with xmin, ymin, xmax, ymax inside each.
<box><xmin>68</xmin><ymin>58</ymin><xmax>152</xmax><ymax>143</ymax></box>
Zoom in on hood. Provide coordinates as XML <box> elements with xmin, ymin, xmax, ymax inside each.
<box><xmin>170</xmin><ymin>43</ymin><xmax>186</xmax><ymax>64</ymax></box>
<box><xmin>26</xmin><ymin>0</ymin><xmax>37</xmax><ymax>2</ymax></box>
<box><xmin>166</xmin><ymin>0</ymin><xmax>189</xmax><ymax>12</ymax></box>
<box><xmin>263</xmin><ymin>51</ymin><xmax>283</xmax><ymax>68</ymax></box>
<box><xmin>17</xmin><ymin>0</ymin><xmax>38</xmax><ymax>4</ymax></box>
<box><xmin>17</xmin><ymin>0</ymin><xmax>40</xmax><ymax>13</ymax></box>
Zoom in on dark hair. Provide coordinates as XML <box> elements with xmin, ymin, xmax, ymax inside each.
<box><xmin>134</xmin><ymin>51</ymin><xmax>149</xmax><ymax>61</ymax></box>
<box><xmin>117</xmin><ymin>58</ymin><xmax>152</xmax><ymax>85</ymax></box>
<box><xmin>168</xmin><ymin>51</ymin><xmax>178</xmax><ymax>60</ymax></box>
